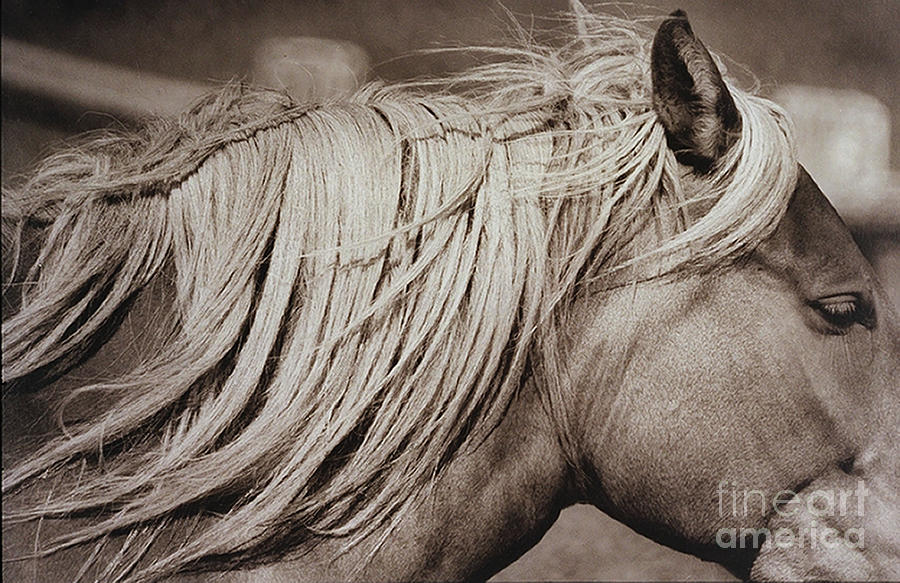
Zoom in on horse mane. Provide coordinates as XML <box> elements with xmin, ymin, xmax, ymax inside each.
<box><xmin>1</xmin><ymin>7</ymin><xmax>798</xmax><ymax>581</ymax></box>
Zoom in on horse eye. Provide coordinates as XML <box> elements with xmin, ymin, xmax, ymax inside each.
<box><xmin>809</xmin><ymin>294</ymin><xmax>874</xmax><ymax>333</ymax></box>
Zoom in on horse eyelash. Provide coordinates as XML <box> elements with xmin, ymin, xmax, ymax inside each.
<box><xmin>809</xmin><ymin>294</ymin><xmax>874</xmax><ymax>332</ymax></box>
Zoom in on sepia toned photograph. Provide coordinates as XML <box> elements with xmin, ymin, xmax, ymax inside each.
<box><xmin>3</xmin><ymin>1</ymin><xmax>898</xmax><ymax>581</ymax></box>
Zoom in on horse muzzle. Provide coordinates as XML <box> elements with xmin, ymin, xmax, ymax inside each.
<box><xmin>749</xmin><ymin>464</ymin><xmax>900</xmax><ymax>581</ymax></box>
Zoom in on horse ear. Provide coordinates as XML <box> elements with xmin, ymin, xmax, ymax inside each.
<box><xmin>651</xmin><ymin>9</ymin><xmax>741</xmax><ymax>171</ymax></box>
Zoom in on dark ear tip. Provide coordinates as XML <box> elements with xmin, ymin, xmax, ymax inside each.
<box><xmin>657</xmin><ymin>9</ymin><xmax>693</xmax><ymax>41</ymax></box>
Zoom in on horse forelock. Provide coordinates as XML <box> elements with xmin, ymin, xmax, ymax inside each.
<box><xmin>2</xmin><ymin>10</ymin><xmax>798</xmax><ymax>581</ymax></box>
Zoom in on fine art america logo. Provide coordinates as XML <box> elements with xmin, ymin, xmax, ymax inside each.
<box><xmin>715</xmin><ymin>480</ymin><xmax>868</xmax><ymax>550</ymax></box>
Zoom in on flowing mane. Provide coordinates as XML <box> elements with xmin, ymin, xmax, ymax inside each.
<box><xmin>2</xmin><ymin>9</ymin><xmax>798</xmax><ymax>581</ymax></box>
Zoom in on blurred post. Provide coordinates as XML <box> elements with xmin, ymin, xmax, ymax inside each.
<box><xmin>773</xmin><ymin>85</ymin><xmax>898</xmax><ymax>228</ymax></box>
<box><xmin>252</xmin><ymin>37</ymin><xmax>369</xmax><ymax>103</ymax></box>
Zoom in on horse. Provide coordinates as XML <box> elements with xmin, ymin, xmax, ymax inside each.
<box><xmin>3</xmin><ymin>6</ymin><xmax>899</xmax><ymax>582</ymax></box>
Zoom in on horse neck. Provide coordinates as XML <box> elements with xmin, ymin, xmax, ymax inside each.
<box><xmin>4</xmin><ymin>376</ymin><xmax>570</xmax><ymax>582</ymax></box>
<box><xmin>235</xmin><ymin>378</ymin><xmax>571</xmax><ymax>582</ymax></box>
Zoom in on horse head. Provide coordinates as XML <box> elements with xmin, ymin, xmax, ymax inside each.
<box><xmin>561</xmin><ymin>10</ymin><xmax>900</xmax><ymax>579</ymax></box>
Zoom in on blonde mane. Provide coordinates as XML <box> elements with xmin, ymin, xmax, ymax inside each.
<box><xmin>2</xmin><ymin>9</ymin><xmax>797</xmax><ymax>581</ymax></box>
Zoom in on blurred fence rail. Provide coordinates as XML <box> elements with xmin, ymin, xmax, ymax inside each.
<box><xmin>2</xmin><ymin>36</ymin><xmax>368</xmax><ymax>121</ymax></box>
<box><xmin>1</xmin><ymin>36</ymin><xmax>215</xmax><ymax>119</ymax></box>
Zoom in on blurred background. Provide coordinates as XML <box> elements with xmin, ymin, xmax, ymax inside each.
<box><xmin>2</xmin><ymin>1</ymin><xmax>897</xmax><ymax>580</ymax></box>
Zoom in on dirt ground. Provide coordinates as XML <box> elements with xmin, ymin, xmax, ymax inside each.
<box><xmin>2</xmin><ymin>1</ymin><xmax>897</xmax><ymax>580</ymax></box>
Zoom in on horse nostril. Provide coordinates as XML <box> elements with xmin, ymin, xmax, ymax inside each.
<box><xmin>838</xmin><ymin>455</ymin><xmax>857</xmax><ymax>475</ymax></box>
